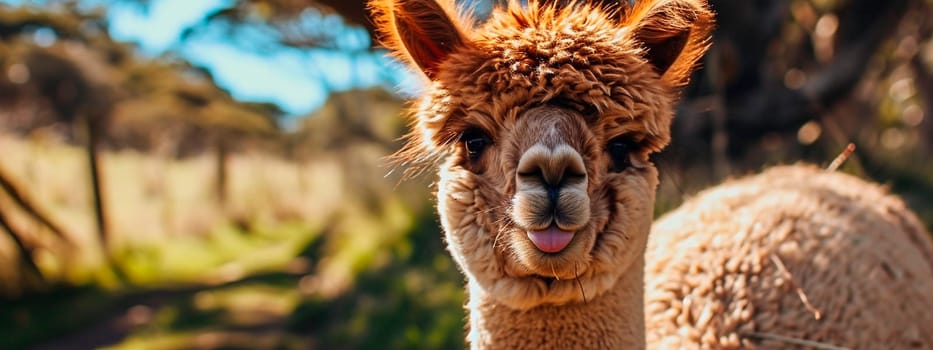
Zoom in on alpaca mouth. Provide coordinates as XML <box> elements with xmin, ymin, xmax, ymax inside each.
<box><xmin>527</xmin><ymin>225</ymin><xmax>575</xmax><ymax>253</ymax></box>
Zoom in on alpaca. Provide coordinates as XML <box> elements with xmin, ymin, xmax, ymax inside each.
<box><xmin>369</xmin><ymin>0</ymin><xmax>933</xmax><ymax>349</ymax></box>
<box><xmin>646</xmin><ymin>165</ymin><xmax>933</xmax><ymax>348</ymax></box>
<box><xmin>371</xmin><ymin>0</ymin><xmax>711</xmax><ymax>347</ymax></box>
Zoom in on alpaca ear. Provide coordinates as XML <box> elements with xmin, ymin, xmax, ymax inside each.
<box><xmin>625</xmin><ymin>0</ymin><xmax>714</xmax><ymax>86</ymax></box>
<box><xmin>370</xmin><ymin>0</ymin><xmax>471</xmax><ymax>79</ymax></box>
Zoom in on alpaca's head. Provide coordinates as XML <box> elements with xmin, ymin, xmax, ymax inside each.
<box><xmin>372</xmin><ymin>0</ymin><xmax>713</xmax><ymax>309</ymax></box>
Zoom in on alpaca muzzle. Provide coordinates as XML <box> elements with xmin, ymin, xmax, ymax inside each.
<box><xmin>512</xmin><ymin>142</ymin><xmax>591</xmax><ymax>253</ymax></box>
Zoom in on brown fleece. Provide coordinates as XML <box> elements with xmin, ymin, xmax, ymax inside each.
<box><xmin>647</xmin><ymin>165</ymin><xmax>933</xmax><ymax>349</ymax></box>
<box><xmin>369</xmin><ymin>0</ymin><xmax>713</xmax><ymax>348</ymax></box>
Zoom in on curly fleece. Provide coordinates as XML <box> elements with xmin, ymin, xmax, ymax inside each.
<box><xmin>647</xmin><ymin>165</ymin><xmax>933</xmax><ymax>349</ymax></box>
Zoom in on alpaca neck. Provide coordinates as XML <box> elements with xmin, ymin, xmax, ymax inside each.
<box><xmin>465</xmin><ymin>256</ymin><xmax>645</xmax><ymax>350</ymax></box>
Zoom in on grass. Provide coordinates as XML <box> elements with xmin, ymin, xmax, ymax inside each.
<box><xmin>115</xmin><ymin>221</ymin><xmax>318</xmax><ymax>286</ymax></box>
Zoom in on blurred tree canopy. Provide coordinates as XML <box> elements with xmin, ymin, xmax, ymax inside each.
<box><xmin>0</xmin><ymin>2</ymin><xmax>281</xmax><ymax>156</ymax></box>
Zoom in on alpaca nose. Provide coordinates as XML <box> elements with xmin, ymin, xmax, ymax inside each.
<box><xmin>513</xmin><ymin>143</ymin><xmax>590</xmax><ymax>235</ymax></box>
<box><xmin>516</xmin><ymin>144</ymin><xmax>587</xmax><ymax>202</ymax></box>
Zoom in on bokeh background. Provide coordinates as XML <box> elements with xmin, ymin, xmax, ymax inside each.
<box><xmin>0</xmin><ymin>0</ymin><xmax>930</xmax><ymax>349</ymax></box>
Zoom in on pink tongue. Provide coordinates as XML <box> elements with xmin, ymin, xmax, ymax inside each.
<box><xmin>527</xmin><ymin>226</ymin><xmax>575</xmax><ymax>253</ymax></box>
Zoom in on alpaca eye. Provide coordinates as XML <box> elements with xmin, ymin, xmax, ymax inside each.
<box><xmin>462</xmin><ymin>128</ymin><xmax>491</xmax><ymax>161</ymax></box>
<box><xmin>607</xmin><ymin>138</ymin><xmax>634</xmax><ymax>172</ymax></box>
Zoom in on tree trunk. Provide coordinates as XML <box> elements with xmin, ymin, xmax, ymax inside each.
<box><xmin>215</xmin><ymin>138</ymin><xmax>229</xmax><ymax>206</ymax></box>
<box><xmin>83</xmin><ymin>114</ymin><xmax>109</xmax><ymax>253</ymax></box>
<box><xmin>0</xmin><ymin>165</ymin><xmax>70</xmax><ymax>242</ymax></box>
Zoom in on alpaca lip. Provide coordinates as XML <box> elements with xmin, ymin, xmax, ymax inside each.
<box><xmin>527</xmin><ymin>226</ymin><xmax>575</xmax><ymax>253</ymax></box>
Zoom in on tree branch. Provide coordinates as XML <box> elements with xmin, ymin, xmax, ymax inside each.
<box><xmin>0</xmin><ymin>165</ymin><xmax>71</xmax><ymax>244</ymax></box>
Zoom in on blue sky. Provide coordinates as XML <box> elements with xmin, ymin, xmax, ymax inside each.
<box><xmin>2</xmin><ymin>0</ymin><xmax>419</xmax><ymax>117</ymax></box>
<box><xmin>106</xmin><ymin>0</ymin><xmax>420</xmax><ymax>116</ymax></box>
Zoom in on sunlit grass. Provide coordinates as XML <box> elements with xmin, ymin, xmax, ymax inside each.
<box><xmin>191</xmin><ymin>284</ymin><xmax>301</xmax><ymax>324</ymax></box>
<box><xmin>116</xmin><ymin>221</ymin><xmax>319</xmax><ymax>286</ymax></box>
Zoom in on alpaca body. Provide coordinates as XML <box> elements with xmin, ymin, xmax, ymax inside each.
<box><xmin>647</xmin><ymin>165</ymin><xmax>933</xmax><ymax>348</ymax></box>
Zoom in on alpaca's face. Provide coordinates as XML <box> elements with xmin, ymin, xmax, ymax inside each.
<box><xmin>436</xmin><ymin>105</ymin><xmax>662</xmax><ymax>309</ymax></box>
<box><xmin>431</xmin><ymin>22</ymin><xmax>672</xmax><ymax>308</ymax></box>
<box><xmin>372</xmin><ymin>0</ymin><xmax>712</xmax><ymax>309</ymax></box>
